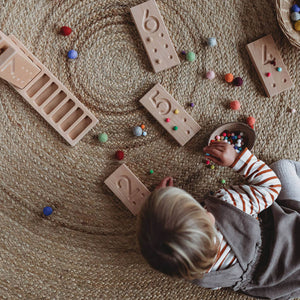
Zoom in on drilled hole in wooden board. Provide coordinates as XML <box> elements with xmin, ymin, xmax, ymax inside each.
<box><xmin>0</xmin><ymin>46</ymin><xmax>8</xmax><ymax>56</ymax></box>
<box><xmin>44</xmin><ymin>91</ymin><xmax>67</xmax><ymax>114</ymax></box>
<box><xmin>69</xmin><ymin>116</ymin><xmax>92</xmax><ymax>140</ymax></box>
<box><xmin>52</xmin><ymin>99</ymin><xmax>75</xmax><ymax>123</ymax></box>
<box><xmin>35</xmin><ymin>83</ymin><xmax>58</xmax><ymax>106</ymax></box>
<box><xmin>27</xmin><ymin>74</ymin><xmax>50</xmax><ymax>97</ymax></box>
<box><xmin>60</xmin><ymin>108</ymin><xmax>84</xmax><ymax>131</ymax></box>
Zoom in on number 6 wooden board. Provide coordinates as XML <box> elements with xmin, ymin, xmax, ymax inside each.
<box><xmin>130</xmin><ymin>0</ymin><xmax>180</xmax><ymax>73</ymax></box>
<box><xmin>139</xmin><ymin>83</ymin><xmax>201</xmax><ymax>146</ymax></box>
<box><xmin>104</xmin><ymin>164</ymin><xmax>151</xmax><ymax>216</ymax></box>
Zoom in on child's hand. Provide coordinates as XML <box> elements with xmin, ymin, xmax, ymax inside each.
<box><xmin>155</xmin><ymin>177</ymin><xmax>174</xmax><ymax>189</ymax></box>
<box><xmin>203</xmin><ymin>141</ymin><xmax>239</xmax><ymax>167</ymax></box>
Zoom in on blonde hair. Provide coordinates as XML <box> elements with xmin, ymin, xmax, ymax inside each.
<box><xmin>137</xmin><ymin>187</ymin><xmax>219</xmax><ymax>280</ymax></box>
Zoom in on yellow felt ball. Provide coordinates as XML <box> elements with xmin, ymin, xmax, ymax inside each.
<box><xmin>294</xmin><ymin>20</ymin><xmax>300</xmax><ymax>31</ymax></box>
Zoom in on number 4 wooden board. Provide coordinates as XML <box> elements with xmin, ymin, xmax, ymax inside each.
<box><xmin>130</xmin><ymin>0</ymin><xmax>180</xmax><ymax>73</ymax></box>
<box><xmin>104</xmin><ymin>164</ymin><xmax>151</xmax><ymax>216</ymax></box>
<box><xmin>246</xmin><ymin>34</ymin><xmax>294</xmax><ymax>97</ymax></box>
<box><xmin>139</xmin><ymin>83</ymin><xmax>201</xmax><ymax>146</ymax></box>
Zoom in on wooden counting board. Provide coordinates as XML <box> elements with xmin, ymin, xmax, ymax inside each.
<box><xmin>104</xmin><ymin>164</ymin><xmax>151</xmax><ymax>216</ymax></box>
<box><xmin>139</xmin><ymin>83</ymin><xmax>201</xmax><ymax>146</ymax></box>
<box><xmin>0</xmin><ymin>31</ymin><xmax>98</xmax><ymax>146</ymax></box>
<box><xmin>130</xmin><ymin>0</ymin><xmax>180</xmax><ymax>73</ymax></box>
<box><xmin>246</xmin><ymin>34</ymin><xmax>294</xmax><ymax>97</ymax></box>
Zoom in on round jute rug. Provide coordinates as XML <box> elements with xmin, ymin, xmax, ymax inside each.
<box><xmin>0</xmin><ymin>0</ymin><xmax>299</xmax><ymax>299</ymax></box>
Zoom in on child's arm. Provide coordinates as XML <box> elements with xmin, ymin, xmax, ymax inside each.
<box><xmin>204</xmin><ymin>142</ymin><xmax>282</xmax><ymax>216</ymax></box>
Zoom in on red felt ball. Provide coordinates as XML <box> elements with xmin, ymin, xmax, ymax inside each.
<box><xmin>230</xmin><ymin>100</ymin><xmax>241</xmax><ymax>110</ymax></box>
<box><xmin>115</xmin><ymin>150</ymin><xmax>124</xmax><ymax>160</ymax></box>
<box><xmin>60</xmin><ymin>26</ymin><xmax>72</xmax><ymax>36</ymax></box>
<box><xmin>247</xmin><ymin>116</ymin><xmax>256</xmax><ymax>128</ymax></box>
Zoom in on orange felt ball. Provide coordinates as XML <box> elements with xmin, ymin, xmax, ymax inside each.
<box><xmin>230</xmin><ymin>100</ymin><xmax>241</xmax><ymax>110</ymax></box>
<box><xmin>225</xmin><ymin>73</ymin><xmax>234</xmax><ymax>83</ymax></box>
<box><xmin>247</xmin><ymin>116</ymin><xmax>256</xmax><ymax>127</ymax></box>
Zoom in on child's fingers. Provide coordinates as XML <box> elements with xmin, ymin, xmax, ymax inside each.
<box><xmin>207</xmin><ymin>156</ymin><xmax>220</xmax><ymax>164</ymax></box>
<box><xmin>205</xmin><ymin>147</ymin><xmax>224</xmax><ymax>158</ymax></box>
<box><xmin>166</xmin><ymin>177</ymin><xmax>174</xmax><ymax>186</ymax></box>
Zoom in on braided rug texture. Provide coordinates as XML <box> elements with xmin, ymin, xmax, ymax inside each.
<box><xmin>0</xmin><ymin>0</ymin><xmax>299</xmax><ymax>299</ymax></box>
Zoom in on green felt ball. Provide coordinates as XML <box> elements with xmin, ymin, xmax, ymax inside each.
<box><xmin>173</xmin><ymin>126</ymin><xmax>178</xmax><ymax>131</ymax></box>
<box><xmin>221</xmin><ymin>179</ymin><xmax>226</xmax><ymax>184</ymax></box>
<box><xmin>98</xmin><ymin>133</ymin><xmax>108</xmax><ymax>143</ymax></box>
<box><xmin>149</xmin><ymin>169</ymin><xmax>154</xmax><ymax>174</ymax></box>
<box><xmin>186</xmin><ymin>51</ymin><xmax>196</xmax><ymax>62</ymax></box>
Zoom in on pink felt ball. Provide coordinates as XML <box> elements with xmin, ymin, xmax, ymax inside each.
<box><xmin>206</xmin><ymin>71</ymin><xmax>215</xmax><ymax>80</ymax></box>
<box><xmin>230</xmin><ymin>100</ymin><xmax>241</xmax><ymax>110</ymax></box>
<box><xmin>247</xmin><ymin>116</ymin><xmax>256</xmax><ymax>128</ymax></box>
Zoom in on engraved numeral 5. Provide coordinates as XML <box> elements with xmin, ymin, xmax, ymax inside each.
<box><xmin>149</xmin><ymin>90</ymin><xmax>171</xmax><ymax>115</ymax></box>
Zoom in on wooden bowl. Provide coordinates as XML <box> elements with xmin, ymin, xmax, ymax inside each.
<box><xmin>208</xmin><ymin>122</ymin><xmax>256</xmax><ymax>150</ymax></box>
<box><xmin>276</xmin><ymin>0</ymin><xmax>300</xmax><ymax>48</ymax></box>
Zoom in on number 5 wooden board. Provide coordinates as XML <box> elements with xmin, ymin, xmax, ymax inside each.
<box><xmin>104</xmin><ymin>164</ymin><xmax>151</xmax><ymax>216</ymax></box>
<box><xmin>139</xmin><ymin>83</ymin><xmax>201</xmax><ymax>146</ymax></box>
<box><xmin>130</xmin><ymin>0</ymin><xmax>180</xmax><ymax>73</ymax></box>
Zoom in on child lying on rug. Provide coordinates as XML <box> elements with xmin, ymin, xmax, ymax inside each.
<box><xmin>137</xmin><ymin>141</ymin><xmax>300</xmax><ymax>300</ymax></box>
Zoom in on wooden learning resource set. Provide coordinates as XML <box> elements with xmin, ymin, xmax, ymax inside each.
<box><xmin>0</xmin><ymin>0</ymin><xmax>294</xmax><ymax>216</ymax></box>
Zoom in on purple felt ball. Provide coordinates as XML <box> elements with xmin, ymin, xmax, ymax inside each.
<box><xmin>233</xmin><ymin>77</ymin><xmax>243</xmax><ymax>86</ymax></box>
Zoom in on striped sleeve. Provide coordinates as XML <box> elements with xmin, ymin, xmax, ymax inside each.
<box><xmin>215</xmin><ymin>148</ymin><xmax>282</xmax><ymax>216</ymax></box>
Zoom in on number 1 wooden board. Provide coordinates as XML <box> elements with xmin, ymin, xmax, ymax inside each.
<box><xmin>139</xmin><ymin>83</ymin><xmax>201</xmax><ymax>146</ymax></box>
<box><xmin>246</xmin><ymin>34</ymin><xmax>294</xmax><ymax>97</ymax></box>
<box><xmin>104</xmin><ymin>164</ymin><xmax>151</xmax><ymax>216</ymax></box>
<box><xmin>130</xmin><ymin>0</ymin><xmax>180</xmax><ymax>73</ymax></box>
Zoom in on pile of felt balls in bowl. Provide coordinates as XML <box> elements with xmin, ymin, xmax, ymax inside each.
<box><xmin>290</xmin><ymin>3</ymin><xmax>300</xmax><ymax>31</ymax></box>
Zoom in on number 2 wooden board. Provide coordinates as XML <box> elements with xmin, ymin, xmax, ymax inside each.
<box><xmin>130</xmin><ymin>0</ymin><xmax>180</xmax><ymax>73</ymax></box>
<box><xmin>139</xmin><ymin>83</ymin><xmax>201</xmax><ymax>146</ymax></box>
<box><xmin>104</xmin><ymin>164</ymin><xmax>151</xmax><ymax>216</ymax></box>
<box><xmin>246</xmin><ymin>34</ymin><xmax>294</xmax><ymax>97</ymax></box>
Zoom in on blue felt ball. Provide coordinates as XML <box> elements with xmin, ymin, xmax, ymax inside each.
<box><xmin>67</xmin><ymin>50</ymin><xmax>78</xmax><ymax>59</ymax></box>
<box><xmin>291</xmin><ymin>4</ymin><xmax>300</xmax><ymax>13</ymax></box>
<box><xmin>207</xmin><ymin>37</ymin><xmax>217</xmax><ymax>47</ymax></box>
<box><xmin>133</xmin><ymin>126</ymin><xmax>143</xmax><ymax>136</ymax></box>
<box><xmin>43</xmin><ymin>206</ymin><xmax>53</xmax><ymax>216</ymax></box>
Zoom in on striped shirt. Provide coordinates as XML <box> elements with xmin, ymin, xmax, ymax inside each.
<box><xmin>208</xmin><ymin>148</ymin><xmax>282</xmax><ymax>272</ymax></box>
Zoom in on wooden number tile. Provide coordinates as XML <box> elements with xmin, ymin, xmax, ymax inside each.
<box><xmin>0</xmin><ymin>31</ymin><xmax>41</xmax><ymax>89</ymax></box>
<box><xmin>104</xmin><ymin>164</ymin><xmax>151</xmax><ymax>216</ymax></box>
<box><xmin>139</xmin><ymin>83</ymin><xmax>201</xmax><ymax>146</ymax></box>
<box><xmin>246</xmin><ymin>34</ymin><xmax>294</xmax><ymax>97</ymax></box>
<box><xmin>130</xmin><ymin>0</ymin><xmax>180</xmax><ymax>73</ymax></box>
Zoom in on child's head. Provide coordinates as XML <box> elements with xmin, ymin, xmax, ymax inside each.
<box><xmin>137</xmin><ymin>187</ymin><xmax>219</xmax><ymax>280</ymax></box>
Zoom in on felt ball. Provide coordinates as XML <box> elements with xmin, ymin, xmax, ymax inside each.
<box><xmin>233</xmin><ymin>77</ymin><xmax>243</xmax><ymax>86</ymax></box>
<box><xmin>291</xmin><ymin>4</ymin><xmax>300</xmax><ymax>13</ymax></box>
<box><xmin>67</xmin><ymin>50</ymin><xmax>78</xmax><ymax>59</ymax></box>
<box><xmin>141</xmin><ymin>124</ymin><xmax>145</xmax><ymax>130</ymax></box>
<box><xmin>210</xmin><ymin>165</ymin><xmax>215</xmax><ymax>170</ymax></box>
<box><xmin>276</xmin><ymin>67</ymin><xmax>282</xmax><ymax>72</ymax></box>
<box><xmin>206</xmin><ymin>71</ymin><xmax>215</xmax><ymax>80</ymax></box>
<box><xmin>205</xmin><ymin>160</ymin><xmax>210</xmax><ymax>165</ymax></box>
<box><xmin>173</xmin><ymin>126</ymin><xmax>178</xmax><ymax>131</ymax></box>
<box><xmin>190</xmin><ymin>102</ymin><xmax>195</xmax><ymax>107</ymax></box>
<box><xmin>181</xmin><ymin>50</ymin><xmax>186</xmax><ymax>55</ymax></box>
<box><xmin>98</xmin><ymin>133</ymin><xmax>108</xmax><ymax>143</ymax></box>
<box><xmin>115</xmin><ymin>150</ymin><xmax>124</xmax><ymax>160</ymax></box>
<box><xmin>207</xmin><ymin>37</ymin><xmax>217</xmax><ymax>47</ymax></box>
<box><xmin>221</xmin><ymin>179</ymin><xmax>226</xmax><ymax>184</ymax></box>
<box><xmin>186</xmin><ymin>51</ymin><xmax>196</xmax><ymax>62</ymax></box>
<box><xmin>165</xmin><ymin>118</ymin><xmax>171</xmax><ymax>123</ymax></box>
<box><xmin>230</xmin><ymin>100</ymin><xmax>241</xmax><ymax>110</ymax></box>
<box><xmin>149</xmin><ymin>169</ymin><xmax>154</xmax><ymax>174</ymax></box>
<box><xmin>60</xmin><ymin>26</ymin><xmax>72</xmax><ymax>36</ymax></box>
<box><xmin>291</xmin><ymin>11</ymin><xmax>300</xmax><ymax>21</ymax></box>
<box><xmin>247</xmin><ymin>116</ymin><xmax>256</xmax><ymax>128</ymax></box>
<box><xmin>295</xmin><ymin>20</ymin><xmax>300</xmax><ymax>31</ymax></box>
<box><xmin>132</xmin><ymin>126</ymin><xmax>143</xmax><ymax>136</ymax></box>
<box><xmin>174</xmin><ymin>109</ymin><xmax>179</xmax><ymax>114</ymax></box>
<box><xmin>142</xmin><ymin>131</ymin><xmax>147</xmax><ymax>136</ymax></box>
<box><xmin>225</xmin><ymin>73</ymin><xmax>234</xmax><ymax>83</ymax></box>
<box><xmin>43</xmin><ymin>206</ymin><xmax>53</xmax><ymax>216</ymax></box>
<box><xmin>291</xmin><ymin>108</ymin><xmax>296</xmax><ymax>113</ymax></box>
<box><xmin>266</xmin><ymin>72</ymin><xmax>271</xmax><ymax>77</ymax></box>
